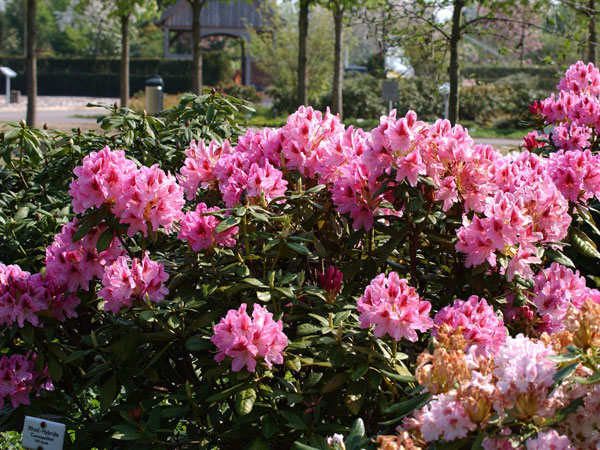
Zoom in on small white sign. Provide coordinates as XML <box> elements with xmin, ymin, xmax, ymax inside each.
<box><xmin>21</xmin><ymin>416</ymin><xmax>65</xmax><ymax>450</ymax></box>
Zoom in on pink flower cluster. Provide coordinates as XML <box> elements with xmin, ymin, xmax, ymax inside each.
<box><xmin>69</xmin><ymin>146</ymin><xmax>184</xmax><ymax>237</ymax></box>
<box><xmin>181</xmin><ymin>129</ymin><xmax>288</xmax><ymax>208</ymax></box>
<box><xmin>418</xmin><ymin>392</ymin><xmax>476</xmax><ymax>442</ymax></box>
<box><xmin>401</xmin><ymin>334</ymin><xmax>568</xmax><ymax>446</ymax></box>
<box><xmin>357</xmin><ymin>272</ymin><xmax>433</xmax><ymax>342</ymax></box>
<box><xmin>433</xmin><ymin>296</ymin><xmax>506</xmax><ymax>357</ymax></box>
<box><xmin>211</xmin><ymin>303</ymin><xmax>288</xmax><ymax>372</ymax></box>
<box><xmin>45</xmin><ymin>219</ymin><xmax>124</xmax><ymax>292</ymax></box>
<box><xmin>456</xmin><ymin>151</ymin><xmax>570</xmax><ymax>279</ymax></box>
<box><xmin>492</xmin><ymin>334</ymin><xmax>556</xmax><ymax>401</ymax></box>
<box><xmin>178</xmin><ymin>202</ymin><xmax>238</xmax><ymax>251</ymax></box>
<box><xmin>546</xmin><ymin>149</ymin><xmax>600</xmax><ymax>203</ymax></box>
<box><xmin>99</xmin><ymin>255</ymin><xmax>169</xmax><ymax>314</ymax></box>
<box><xmin>0</xmin><ymin>353</ymin><xmax>53</xmax><ymax>409</ymax></box>
<box><xmin>525</xmin><ymin>430</ymin><xmax>575</xmax><ymax>450</ymax></box>
<box><xmin>0</xmin><ymin>263</ymin><xmax>79</xmax><ymax>328</ymax></box>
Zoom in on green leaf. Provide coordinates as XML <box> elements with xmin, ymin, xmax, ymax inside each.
<box><xmin>205</xmin><ymin>104</ymin><xmax>216</xmax><ymax>123</ymax></box>
<box><xmin>321</xmin><ymin>373</ymin><xmax>349</xmax><ymax>393</ymax></box>
<box><xmin>235</xmin><ymin>387</ymin><xmax>257</xmax><ymax>415</ymax></box>
<box><xmin>286</xmin><ymin>241</ymin><xmax>311</xmax><ymax>256</ymax></box>
<box><xmin>206</xmin><ymin>382</ymin><xmax>251</xmax><ymax>402</ymax></box>
<box><xmin>570</xmin><ymin>228</ymin><xmax>600</xmax><ymax>259</ymax></box>
<box><xmin>14</xmin><ymin>207</ymin><xmax>29</xmax><ymax>221</ymax></box>
<box><xmin>242</xmin><ymin>277</ymin><xmax>267</xmax><ymax>288</ymax></box>
<box><xmin>279</xmin><ymin>410</ymin><xmax>309</xmax><ymax>430</ymax></box>
<box><xmin>64</xmin><ymin>349</ymin><xmax>93</xmax><ymax>364</ymax></box>
<box><xmin>379</xmin><ymin>368</ymin><xmax>415</xmax><ymax>383</ymax></box>
<box><xmin>345</xmin><ymin>418</ymin><xmax>365</xmax><ymax>450</ymax></box>
<box><xmin>215</xmin><ymin>215</ymin><xmax>241</xmax><ymax>233</ymax></box>
<box><xmin>96</xmin><ymin>227</ymin><xmax>114</xmax><ymax>253</ymax></box>
<box><xmin>185</xmin><ymin>335</ymin><xmax>211</xmax><ymax>352</ymax></box>
<box><xmin>553</xmin><ymin>362</ymin><xmax>579</xmax><ymax>385</ymax></box>
<box><xmin>292</xmin><ymin>443</ymin><xmax>320</xmax><ymax>450</ymax></box>
<box><xmin>297</xmin><ymin>323</ymin><xmax>320</xmax><ymax>335</ymax></box>
<box><xmin>382</xmin><ymin>392</ymin><xmax>432</xmax><ymax>424</ymax></box>
<box><xmin>99</xmin><ymin>374</ymin><xmax>118</xmax><ymax>412</ymax></box>
<box><xmin>544</xmin><ymin>248</ymin><xmax>576</xmax><ymax>269</ymax></box>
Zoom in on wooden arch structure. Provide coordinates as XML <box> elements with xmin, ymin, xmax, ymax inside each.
<box><xmin>156</xmin><ymin>0</ymin><xmax>261</xmax><ymax>86</ymax></box>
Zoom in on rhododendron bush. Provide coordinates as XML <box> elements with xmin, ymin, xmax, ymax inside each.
<box><xmin>1</xmin><ymin>67</ymin><xmax>600</xmax><ymax>449</ymax></box>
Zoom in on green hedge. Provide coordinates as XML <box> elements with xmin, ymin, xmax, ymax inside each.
<box><xmin>0</xmin><ymin>53</ymin><xmax>234</xmax><ymax>96</ymax></box>
<box><xmin>463</xmin><ymin>65</ymin><xmax>561</xmax><ymax>90</ymax></box>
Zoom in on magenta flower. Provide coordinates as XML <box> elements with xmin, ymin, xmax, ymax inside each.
<box><xmin>68</xmin><ymin>146</ymin><xmax>137</xmax><ymax>214</ymax></box>
<box><xmin>0</xmin><ymin>353</ymin><xmax>53</xmax><ymax>409</ymax></box>
<box><xmin>0</xmin><ymin>264</ymin><xmax>46</xmax><ymax>328</ymax></box>
<box><xmin>178</xmin><ymin>202</ymin><xmax>238</xmax><ymax>251</ymax></box>
<box><xmin>211</xmin><ymin>303</ymin><xmax>287</xmax><ymax>372</ymax></box>
<box><xmin>45</xmin><ymin>219</ymin><xmax>124</xmax><ymax>292</ymax></box>
<box><xmin>319</xmin><ymin>266</ymin><xmax>343</xmax><ymax>303</ymax></box>
<box><xmin>113</xmin><ymin>164</ymin><xmax>184</xmax><ymax>237</ymax></box>
<box><xmin>246</xmin><ymin>161</ymin><xmax>288</xmax><ymax>204</ymax></box>
<box><xmin>99</xmin><ymin>255</ymin><xmax>169</xmax><ymax>314</ymax></box>
<box><xmin>357</xmin><ymin>272</ymin><xmax>433</xmax><ymax>342</ymax></box>
<box><xmin>433</xmin><ymin>296</ymin><xmax>506</xmax><ymax>357</ymax></box>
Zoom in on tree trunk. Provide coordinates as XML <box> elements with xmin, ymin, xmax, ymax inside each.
<box><xmin>448</xmin><ymin>0</ymin><xmax>463</xmax><ymax>126</ymax></box>
<box><xmin>120</xmin><ymin>14</ymin><xmax>130</xmax><ymax>108</ymax></box>
<box><xmin>297</xmin><ymin>0</ymin><xmax>309</xmax><ymax>107</ymax></box>
<box><xmin>331</xmin><ymin>5</ymin><xmax>344</xmax><ymax>119</ymax></box>
<box><xmin>191</xmin><ymin>0</ymin><xmax>204</xmax><ymax>95</ymax></box>
<box><xmin>26</xmin><ymin>0</ymin><xmax>36</xmax><ymax>126</ymax></box>
<box><xmin>589</xmin><ymin>0</ymin><xmax>597</xmax><ymax>64</ymax></box>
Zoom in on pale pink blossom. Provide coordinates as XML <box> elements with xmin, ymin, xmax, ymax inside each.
<box><xmin>525</xmin><ymin>430</ymin><xmax>574</xmax><ymax>450</ymax></box>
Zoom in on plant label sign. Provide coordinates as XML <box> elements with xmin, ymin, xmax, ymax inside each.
<box><xmin>21</xmin><ymin>416</ymin><xmax>65</xmax><ymax>450</ymax></box>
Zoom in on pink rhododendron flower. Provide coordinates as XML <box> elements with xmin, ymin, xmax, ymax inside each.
<box><xmin>281</xmin><ymin>106</ymin><xmax>344</xmax><ymax>179</ymax></box>
<box><xmin>178</xmin><ymin>139</ymin><xmax>226</xmax><ymax>199</ymax></box>
<box><xmin>45</xmin><ymin>219</ymin><xmax>124</xmax><ymax>292</ymax></box>
<box><xmin>493</xmin><ymin>334</ymin><xmax>556</xmax><ymax>399</ymax></box>
<box><xmin>556</xmin><ymin>61</ymin><xmax>600</xmax><ymax>96</ymax></box>
<box><xmin>113</xmin><ymin>164</ymin><xmax>184</xmax><ymax>237</ymax></box>
<box><xmin>99</xmin><ymin>255</ymin><xmax>169</xmax><ymax>313</ymax></box>
<box><xmin>522</xmin><ymin>131</ymin><xmax>547</xmax><ymax>151</ymax></box>
<box><xmin>0</xmin><ymin>353</ymin><xmax>53</xmax><ymax>409</ymax></box>
<box><xmin>357</xmin><ymin>272</ymin><xmax>433</xmax><ymax>341</ymax></box>
<box><xmin>525</xmin><ymin>430</ymin><xmax>574</xmax><ymax>450</ymax></box>
<box><xmin>178</xmin><ymin>202</ymin><xmax>238</xmax><ymax>251</ymax></box>
<box><xmin>0</xmin><ymin>264</ymin><xmax>46</xmax><ymax>328</ymax></box>
<box><xmin>246</xmin><ymin>161</ymin><xmax>288</xmax><ymax>204</ymax></box>
<box><xmin>547</xmin><ymin>149</ymin><xmax>600</xmax><ymax>202</ymax></box>
<box><xmin>531</xmin><ymin>263</ymin><xmax>600</xmax><ymax>333</ymax></box>
<box><xmin>433</xmin><ymin>296</ymin><xmax>506</xmax><ymax>357</ymax></box>
<box><xmin>419</xmin><ymin>392</ymin><xmax>477</xmax><ymax>442</ymax></box>
<box><xmin>68</xmin><ymin>146</ymin><xmax>137</xmax><ymax>214</ymax></box>
<box><xmin>211</xmin><ymin>303</ymin><xmax>287</xmax><ymax>372</ymax></box>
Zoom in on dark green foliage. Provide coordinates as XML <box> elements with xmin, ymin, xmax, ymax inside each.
<box><xmin>0</xmin><ymin>54</ymin><xmax>235</xmax><ymax>96</ymax></box>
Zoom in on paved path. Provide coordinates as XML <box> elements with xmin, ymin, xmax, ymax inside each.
<box><xmin>0</xmin><ymin>96</ymin><xmax>118</xmax><ymax>132</ymax></box>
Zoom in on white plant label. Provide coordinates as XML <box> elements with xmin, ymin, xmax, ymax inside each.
<box><xmin>21</xmin><ymin>416</ymin><xmax>65</xmax><ymax>450</ymax></box>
